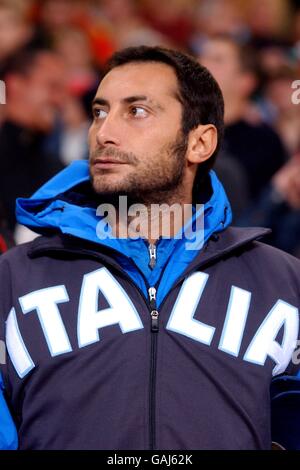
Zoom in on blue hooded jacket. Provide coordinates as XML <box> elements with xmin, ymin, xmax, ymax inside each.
<box><xmin>1</xmin><ymin>161</ymin><xmax>300</xmax><ymax>449</ymax></box>
<box><xmin>0</xmin><ymin>161</ymin><xmax>232</xmax><ymax>449</ymax></box>
<box><xmin>16</xmin><ymin>160</ymin><xmax>232</xmax><ymax>307</ymax></box>
<box><xmin>0</xmin><ymin>160</ymin><xmax>232</xmax><ymax>449</ymax></box>
<box><xmin>0</xmin><ymin>374</ymin><xmax>18</xmax><ymax>450</ymax></box>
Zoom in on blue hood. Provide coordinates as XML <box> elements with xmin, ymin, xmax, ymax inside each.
<box><xmin>16</xmin><ymin>160</ymin><xmax>232</xmax><ymax>306</ymax></box>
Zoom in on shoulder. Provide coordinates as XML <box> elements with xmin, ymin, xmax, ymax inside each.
<box><xmin>0</xmin><ymin>238</ymin><xmax>43</xmax><ymax>269</ymax></box>
<box><xmin>237</xmin><ymin>232</ymin><xmax>300</xmax><ymax>294</ymax></box>
<box><xmin>251</xmin><ymin>240</ymin><xmax>300</xmax><ymax>273</ymax></box>
<box><xmin>222</xmin><ymin>226</ymin><xmax>300</xmax><ymax>273</ymax></box>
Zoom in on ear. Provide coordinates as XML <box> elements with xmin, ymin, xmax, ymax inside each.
<box><xmin>186</xmin><ymin>124</ymin><xmax>218</xmax><ymax>165</ymax></box>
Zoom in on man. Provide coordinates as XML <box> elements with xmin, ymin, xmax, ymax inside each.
<box><xmin>0</xmin><ymin>48</ymin><xmax>65</xmax><ymax>232</ymax></box>
<box><xmin>199</xmin><ymin>35</ymin><xmax>287</xmax><ymax>204</ymax></box>
<box><xmin>0</xmin><ymin>46</ymin><xmax>299</xmax><ymax>450</ymax></box>
<box><xmin>239</xmin><ymin>155</ymin><xmax>300</xmax><ymax>258</ymax></box>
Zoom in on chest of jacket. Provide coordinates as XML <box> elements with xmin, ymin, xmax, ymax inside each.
<box><xmin>3</xmin><ymin>248</ymin><xmax>299</xmax><ymax>449</ymax></box>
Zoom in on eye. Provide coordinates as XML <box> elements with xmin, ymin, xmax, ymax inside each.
<box><xmin>130</xmin><ymin>106</ymin><xmax>148</xmax><ymax>118</ymax></box>
<box><xmin>93</xmin><ymin>108</ymin><xmax>108</xmax><ymax>120</ymax></box>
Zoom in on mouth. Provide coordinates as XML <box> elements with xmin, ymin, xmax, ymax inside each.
<box><xmin>92</xmin><ymin>158</ymin><xmax>129</xmax><ymax>169</ymax></box>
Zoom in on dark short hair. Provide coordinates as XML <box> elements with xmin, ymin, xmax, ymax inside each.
<box><xmin>209</xmin><ymin>35</ymin><xmax>260</xmax><ymax>77</ymax></box>
<box><xmin>205</xmin><ymin>35</ymin><xmax>262</xmax><ymax>99</ymax></box>
<box><xmin>1</xmin><ymin>48</ymin><xmax>52</xmax><ymax>80</ymax></box>
<box><xmin>104</xmin><ymin>45</ymin><xmax>224</xmax><ymax>178</ymax></box>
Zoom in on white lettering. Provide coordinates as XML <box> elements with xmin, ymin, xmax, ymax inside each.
<box><xmin>77</xmin><ymin>268</ymin><xmax>143</xmax><ymax>348</ymax></box>
<box><xmin>244</xmin><ymin>300</ymin><xmax>299</xmax><ymax>375</ymax></box>
<box><xmin>6</xmin><ymin>307</ymin><xmax>35</xmax><ymax>378</ymax></box>
<box><xmin>219</xmin><ymin>286</ymin><xmax>251</xmax><ymax>356</ymax></box>
<box><xmin>167</xmin><ymin>272</ymin><xmax>215</xmax><ymax>345</ymax></box>
<box><xmin>19</xmin><ymin>286</ymin><xmax>72</xmax><ymax>357</ymax></box>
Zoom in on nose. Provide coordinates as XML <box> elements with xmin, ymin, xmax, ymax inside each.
<box><xmin>95</xmin><ymin>110</ymin><xmax>121</xmax><ymax>147</ymax></box>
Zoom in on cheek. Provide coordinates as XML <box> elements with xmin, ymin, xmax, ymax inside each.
<box><xmin>88</xmin><ymin>125</ymin><xmax>96</xmax><ymax>147</ymax></box>
<box><xmin>139</xmin><ymin>124</ymin><xmax>179</xmax><ymax>150</ymax></box>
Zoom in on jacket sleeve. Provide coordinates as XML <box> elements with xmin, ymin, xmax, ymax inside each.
<box><xmin>0</xmin><ymin>373</ymin><xmax>18</xmax><ymax>450</ymax></box>
<box><xmin>0</xmin><ymin>255</ymin><xmax>18</xmax><ymax>450</ymax></box>
<box><xmin>271</xmin><ymin>354</ymin><xmax>300</xmax><ymax>449</ymax></box>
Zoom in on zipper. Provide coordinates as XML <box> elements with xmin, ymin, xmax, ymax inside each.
<box><xmin>148</xmin><ymin>286</ymin><xmax>159</xmax><ymax>450</ymax></box>
<box><xmin>32</xmin><ymin>238</ymin><xmax>218</xmax><ymax>449</ymax></box>
<box><xmin>149</xmin><ymin>286</ymin><xmax>159</xmax><ymax>332</ymax></box>
<box><xmin>148</xmin><ymin>243</ymin><xmax>158</xmax><ymax>449</ymax></box>
<box><xmin>148</xmin><ymin>243</ymin><xmax>157</xmax><ymax>269</ymax></box>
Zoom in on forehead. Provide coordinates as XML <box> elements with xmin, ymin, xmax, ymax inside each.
<box><xmin>204</xmin><ymin>40</ymin><xmax>239</xmax><ymax>60</ymax></box>
<box><xmin>29</xmin><ymin>54</ymin><xmax>66</xmax><ymax>79</ymax></box>
<box><xmin>97</xmin><ymin>62</ymin><xmax>179</xmax><ymax>102</ymax></box>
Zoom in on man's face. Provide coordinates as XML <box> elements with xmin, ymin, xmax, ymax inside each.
<box><xmin>9</xmin><ymin>53</ymin><xmax>66</xmax><ymax>132</ymax></box>
<box><xmin>200</xmin><ymin>39</ymin><xmax>241</xmax><ymax>98</ymax></box>
<box><xmin>89</xmin><ymin>62</ymin><xmax>187</xmax><ymax>200</ymax></box>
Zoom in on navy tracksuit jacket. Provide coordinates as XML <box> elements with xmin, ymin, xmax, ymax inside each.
<box><xmin>0</xmin><ymin>227</ymin><xmax>300</xmax><ymax>449</ymax></box>
<box><xmin>0</xmin><ymin>162</ymin><xmax>300</xmax><ymax>449</ymax></box>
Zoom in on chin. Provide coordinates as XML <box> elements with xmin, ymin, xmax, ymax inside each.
<box><xmin>92</xmin><ymin>175</ymin><xmax>128</xmax><ymax>195</ymax></box>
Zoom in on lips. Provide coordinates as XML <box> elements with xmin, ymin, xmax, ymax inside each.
<box><xmin>93</xmin><ymin>158</ymin><xmax>128</xmax><ymax>165</ymax></box>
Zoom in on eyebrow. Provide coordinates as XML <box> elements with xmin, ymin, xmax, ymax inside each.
<box><xmin>92</xmin><ymin>95</ymin><xmax>165</xmax><ymax>111</ymax></box>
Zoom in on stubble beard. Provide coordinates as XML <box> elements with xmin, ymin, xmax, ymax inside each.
<box><xmin>89</xmin><ymin>132</ymin><xmax>188</xmax><ymax>206</ymax></box>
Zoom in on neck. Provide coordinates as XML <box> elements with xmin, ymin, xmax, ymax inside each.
<box><xmin>104</xmin><ymin>183</ymin><xmax>193</xmax><ymax>244</ymax></box>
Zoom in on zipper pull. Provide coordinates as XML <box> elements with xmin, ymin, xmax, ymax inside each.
<box><xmin>148</xmin><ymin>287</ymin><xmax>159</xmax><ymax>332</ymax></box>
<box><xmin>148</xmin><ymin>243</ymin><xmax>157</xmax><ymax>269</ymax></box>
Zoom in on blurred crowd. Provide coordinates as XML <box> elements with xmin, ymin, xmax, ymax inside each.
<box><xmin>0</xmin><ymin>0</ymin><xmax>300</xmax><ymax>256</ymax></box>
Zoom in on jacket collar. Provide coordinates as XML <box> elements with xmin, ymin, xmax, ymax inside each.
<box><xmin>28</xmin><ymin>226</ymin><xmax>271</xmax><ymax>271</ymax></box>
